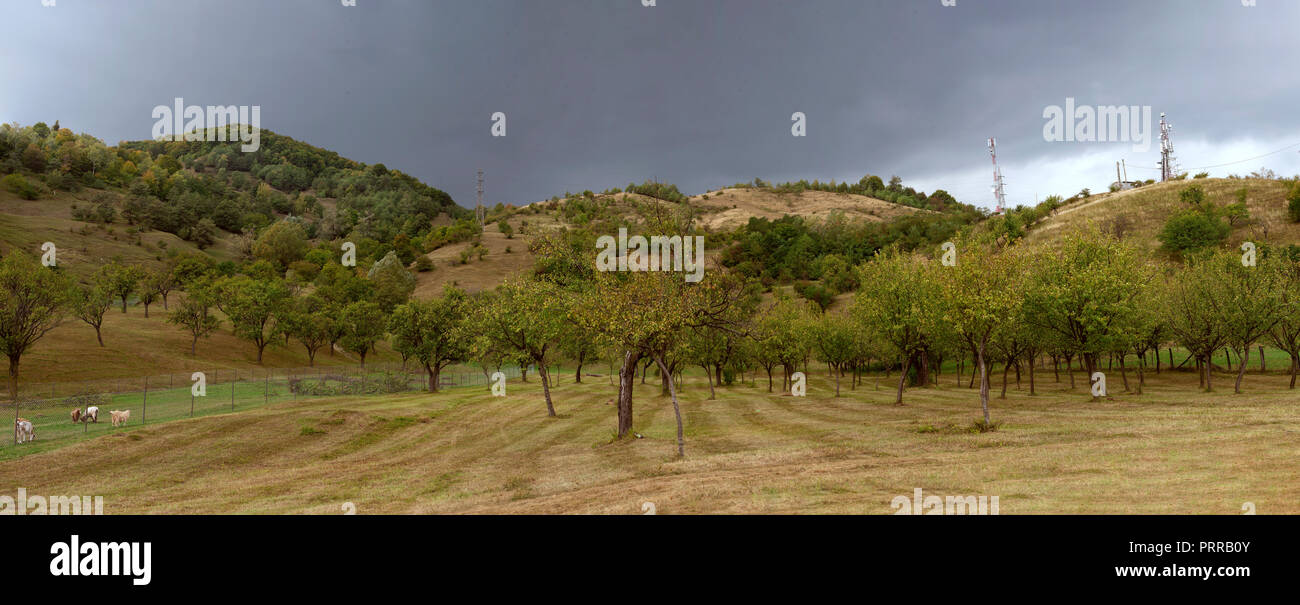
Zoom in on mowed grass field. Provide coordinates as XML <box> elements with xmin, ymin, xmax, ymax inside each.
<box><xmin>1</xmin><ymin>366</ymin><xmax>1297</xmax><ymax>514</ymax></box>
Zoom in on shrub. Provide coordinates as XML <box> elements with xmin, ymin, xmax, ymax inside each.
<box><xmin>1</xmin><ymin>173</ymin><xmax>38</xmax><ymax>199</ymax></box>
<box><xmin>1288</xmin><ymin>181</ymin><xmax>1300</xmax><ymax>223</ymax></box>
<box><xmin>414</xmin><ymin>255</ymin><xmax>434</xmax><ymax>272</ymax></box>
<box><xmin>1158</xmin><ymin>209</ymin><xmax>1229</xmax><ymax>254</ymax></box>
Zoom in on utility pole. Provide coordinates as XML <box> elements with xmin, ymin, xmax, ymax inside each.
<box><xmin>988</xmin><ymin>138</ymin><xmax>1007</xmax><ymax>214</ymax></box>
<box><xmin>1159</xmin><ymin>113</ymin><xmax>1178</xmax><ymax>182</ymax></box>
<box><xmin>475</xmin><ymin>169</ymin><xmax>485</xmax><ymax>228</ymax></box>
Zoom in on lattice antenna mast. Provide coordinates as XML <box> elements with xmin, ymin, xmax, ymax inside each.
<box><xmin>475</xmin><ymin>169</ymin><xmax>485</xmax><ymax>228</ymax></box>
<box><xmin>1159</xmin><ymin>113</ymin><xmax>1178</xmax><ymax>182</ymax></box>
<box><xmin>988</xmin><ymin>137</ymin><xmax>1007</xmax><ymax>214</ymax></box>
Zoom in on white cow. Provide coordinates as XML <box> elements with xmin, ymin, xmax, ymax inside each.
<box><xmin>110</xmin><ymin>410</ymin><xmax>130</xmax><ymax>427</ymax></box>
<box><xmin>85</xmin><ymin>406</ymin><xmax>99</xmax><ymax>423</ymax></box>
<box><xmin>15</xmin><ymin>419</ymin><xmax>34</xmax><ymax>444</ymax></box>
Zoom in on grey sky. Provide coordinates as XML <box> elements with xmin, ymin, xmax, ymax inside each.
<box><xmin>3</xmin><ymin>0</ymin><xmax>1298</xmax><ymax>210</ymax></box>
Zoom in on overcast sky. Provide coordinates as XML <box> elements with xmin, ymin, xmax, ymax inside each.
<box><xmin>3</xmin><ymin>0</ymin><xmax>1299</xmax><ymax>210</ymax></box>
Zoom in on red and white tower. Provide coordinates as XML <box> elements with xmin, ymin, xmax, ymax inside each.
<box><xmin>988</xmin><ymin>138</ymin><xmax>1007</xmax><ymax>214</ymax></box>
<box><xmin>1158</xmin><ymin>113</ymin><xmax>1178</xmax><ymax>182</ymax></box>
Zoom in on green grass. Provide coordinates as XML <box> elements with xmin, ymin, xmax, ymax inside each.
<box><xmin>2</xmin><ymin>365</ymin><xmax>1297</xmax><ymax>514</ymax></box>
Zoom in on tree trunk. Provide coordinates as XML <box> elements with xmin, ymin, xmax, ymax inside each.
<box><xmin>834</xmin><ymin>365</ymin><xmax>841</xmax><ymax>397</ymax></box>
<box><xmin>1028</xmin><ymin>357</ymin><xmax>1036</xmax><ymax>395</ymax></box>
<box><xmin>574</xmin><ymin>351</ymin><xmax>584</xmax><ymax>384</ymax></box>
<box><xmin>425</xmin><ymin>362</ymin><xmax>438</xmax><ymax>393</ymax></box>
<box><xmin>1000</xmin><ymin>361</ymin><xmax>1009</xmax><ymax>399</ymax></box>
<box><xmin>968</xmin><ymin>352</ymin><xmax>978</xmax><ymax>388</ymax></box>
<box><xmin>7</xmin><ymin>354</ymin><xmax>19</xmax><ymax>401</ymax></box>
<box><xmin>653</xmin><ymin>356</ymin><xmax>686</xmax><ymax>458</ymax></box>
<box><xmin>1234</xmin><ymin>346</ymin><xmax>1249</xmax><ymax>394</ymax></box>
<box><xmin>616</xmin><ymin>351</ymin><xmax>638</xmax><ymax>438</ymax></box>
<box><xmin>977</xmin><ymin>347</ymin><xmax>990</xmax><ymax>425</ymax></box>
<box><xmin>95</xmin><ymin>326</ymin><xmax>104</xmax><ymax>347</ymax></box>
<box><xmin>1118</xmin><ymin>354</ymin><xmax>1129</xmax><ymax>392</ymax></box>
<box><xmin>765</xmin><ymin>366</ymin><xmax>773</xmax><ymax>392</ymax></box>
<box><xmin>894</xmin><ymin>356</ymin><xmax>909</xmax><ymax>405</ymax></box>
<box><xmin>703</xmin><ymin>364</ymin><xmax>716</xmax><ymax>400</ymax></box>
<box><xmin>540</xmin><ymin>364</ymin><xmax>556</xmax><ymax>417</ymax></box>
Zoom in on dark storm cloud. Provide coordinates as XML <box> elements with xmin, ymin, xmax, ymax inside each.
<box><xmin>3</xmin><ymin>0</ymin><xmax>1298</xmax><ymax>209</ymax></box>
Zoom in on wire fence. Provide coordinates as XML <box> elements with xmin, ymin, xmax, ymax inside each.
<box><xmin>2</xmin><ymin>362</ymin><xmax>524</xmax><ymax>451</ymax></box>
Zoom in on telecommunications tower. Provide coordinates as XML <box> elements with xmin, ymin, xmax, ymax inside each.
<box><xmin>988</xmin><ymin>138</ymin><xmax>1007</xmax><ymax>214</ymax></box>
<box><xmin>1159</xmin><ymin>113</ymin><xmax>1178</xmax><ymax>182</ymax></box>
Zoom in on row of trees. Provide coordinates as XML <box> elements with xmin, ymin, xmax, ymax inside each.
<box><xmin>6</xmin><ymin>223</ymin><xmax>1299</xmax><ymax>457</ymax></box>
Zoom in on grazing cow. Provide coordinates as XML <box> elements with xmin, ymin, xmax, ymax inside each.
<box><xmin>110</xmin><ymin>410</ymin><xmax>130</xmax><ymax>427</ymax></box>
<box><xmin>85</xmin><ymin>406</ymin><xmax>99</xmax><ymax>424</ymax></box>
<box><xmin>71</xmin><ymin>408</ymin><xmax>82</xmax><ymax>423</ymax></box>
<box><xmin>15</xmin><ymin>420</ymin><xmax>34</xmax><ymax>444</ymax></box>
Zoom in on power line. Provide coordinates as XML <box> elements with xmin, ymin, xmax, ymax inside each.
<box><xmin>1124</xmin><ymin>140</ymin><xmax>1300</xmax><ymax>172</ymax></box>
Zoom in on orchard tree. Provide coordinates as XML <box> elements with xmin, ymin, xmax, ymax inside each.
<box><xmin>852</xmin><ymin>250</ymin><xmax>944</xmax><ymax>404</ymax></box>
<box><xmin>1166</xmin><ymin>255</ymin><xmax>1235</xmax><ymax>392</ymax></box>
<box><xmin>1022</xmin><ymin>231</ymin><xmax>1150</xmax><ymax>382</ymax></box>
<box><xmin>752</xmin><ymin>295</ymin><xmax>816</xmax><ymax>393</ymax></box>
<box><xmin>938</xmin><ymin>242</ymin><xmax>1024</xmax><ymax>426</ymax></box>
<box><xmin>1217</xmin><ymin>250</ymin><xmax>1287</xmax><ymax>393</ymax></box>
<box><xmin>70</xmin><ymin>283</ymin><xmax>112</xmax><ymax>347</ymax></box>
<box><xmin>388</xmin><ymin>285</ymin><xmax>471</xmax><ymax>393</ymax></box>
<box><xmin>167</xmin><ymin>286</ymin><xmax>221</xmax><ymax>356</ymax></box>
<box><xmin>338</xmin><ymin>301</ymin><xmax>386</xmax><ymax>370</ymax></box>
<box><xmin>474</xmin><ymin>278</ymin><xmax>569</xmax><ymax>416</ymax></box>
<box><xmin>284</xmin><ymin>294</ymin><xmax>333</xmax><ymax>366</ymax></box>
<box><xmin>98</xmin><ymin>262</ymin><xmax>143</xmax><ymax>313</ymax></box>
<box><xmin>213</xmin><ymin>276</ymin><xmax>291</xmax><ymax>363</ymax></box>
<box><xmin>1268</xmin><ymin>255</ymin><xmax>1300</xmax><ymax>388</ymax></box>
<box><xmin>0</xmin><ymin>253</ymin><xmax>70</xmax><ymax>400</ymax></box>
<box><xmin>578</xmin><ymin>270</ymin><xmax>755</xmax><ymax>456</ymax></box>
<box><xmin>137</xmin><ymin>278</ymin><xmax>160</xmax><ymax>318</ymax></box>
<box><xmin>148</xmin><ymin>266</ymin><xmax>178</xmax><ymax>310</ymax></box>
<box><xmin>811</xmin><ymin>311</ymin><xmax>857</xmax><ymax>397</ymax></box>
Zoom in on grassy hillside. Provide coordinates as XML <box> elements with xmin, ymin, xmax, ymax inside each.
<box><xmin>1026</xmin><ymin>178</ymin><xmax>1296</xmax><ymax>251</ymax></box>
<box><xmin>2</xmin><ymin>368</ymin><xmax>1297</xmax><ymax>513</ymax></box>
<box><xmin>0</xmin><ymin>187</ymin><xmax>242</xmax><ymax>280</ymax></box>
<box><xmin>689</xmin><ymin>187</ymin><xmax>924</xmax><ymax>231</ymax></box>
<box><xmin>5</xmin><ymin>295</ymin><xmax>403</xmax><ymax>390</ymax></box>
<box><xmin>413</xmin><ymin>187</ymin><xmax>929</xmax><ymax>295</ymax></box>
